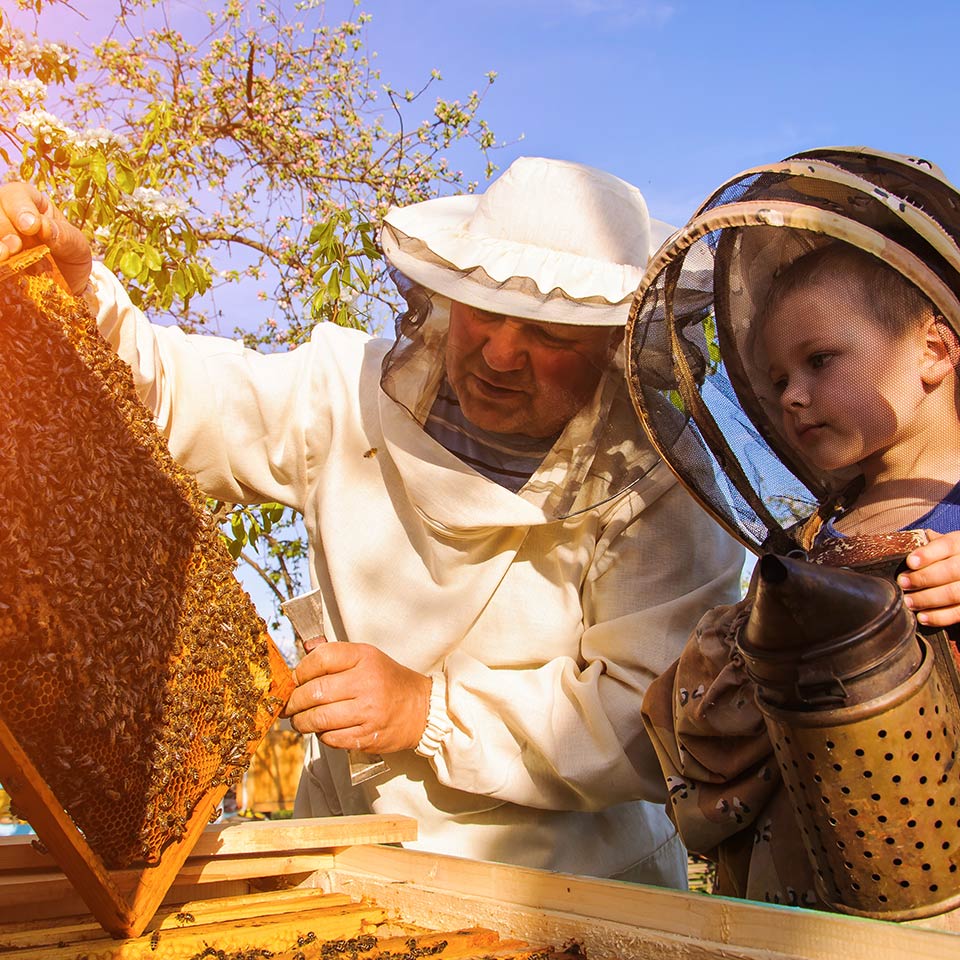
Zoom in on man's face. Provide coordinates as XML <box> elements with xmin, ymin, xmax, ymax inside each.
<box><xmin>444</xmin><ymin>302</ymin><xmax>617</xmax><ymax>437</ymax></box>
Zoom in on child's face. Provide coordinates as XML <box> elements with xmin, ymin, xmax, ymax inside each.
<box><xmin>761</xmin><ymin>278</ymin><xmax>929</xmax><ymax>476</ymax></box>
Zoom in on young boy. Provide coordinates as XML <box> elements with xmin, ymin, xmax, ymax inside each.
<box><xmin>632</xmin><ymin>147</ymin><xmax>960</xmax><ymax>926</ymax></box>
<box><xmin>761</xmin><ymin>243</ymin><xmax>960</xmax><ymax>628</ymax></box>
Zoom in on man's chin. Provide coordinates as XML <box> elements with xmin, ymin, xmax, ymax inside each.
<box><xmin>460</xmin><ymin>399</ymin><xmax>524</xmax><ymax>435</ymax></box>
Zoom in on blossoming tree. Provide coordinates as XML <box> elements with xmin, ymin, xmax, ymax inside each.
<box><xmin>1</xmin><ymin>0</ymin><xmax>500</xmax><ymax>632</ymax></box>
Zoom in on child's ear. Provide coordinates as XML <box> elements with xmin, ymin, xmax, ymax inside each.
<box><xmin>920</xmin><ymin>316</ymin><xmax>959</xmax><ymax>387</ymax></box>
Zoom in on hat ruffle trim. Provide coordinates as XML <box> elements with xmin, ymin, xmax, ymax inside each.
<box><xmin>381</xmin><ymin>220</ymin><xmax>643</xmax><ymax>326</ymax></box>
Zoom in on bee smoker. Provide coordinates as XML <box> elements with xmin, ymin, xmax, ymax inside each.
<box><xmin>738</xmin><ymin>553</ymin><xmax>960</xmax><ymax>920</ymax></box>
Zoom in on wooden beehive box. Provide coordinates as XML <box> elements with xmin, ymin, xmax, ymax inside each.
<box><xmin>0</xmin><ymin>816</ymin><xmax>958</xmax><ymax>960</ymax></box>
<box><xmin>0</xmin><ymin>248</ymin><xmax>294</xmax><ymax>936</ymax></box>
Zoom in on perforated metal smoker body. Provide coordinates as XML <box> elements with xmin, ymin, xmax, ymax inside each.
<box><xmin>763</xmin><ymin>640</ymin><xmax>960</xmax><ymax>920</ymax></box>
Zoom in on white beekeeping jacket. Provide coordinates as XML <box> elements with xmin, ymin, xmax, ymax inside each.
<box><xmin>86</xmin><ymin>263</ymin><xmax>744</xmax><ymax>884</ymax></box>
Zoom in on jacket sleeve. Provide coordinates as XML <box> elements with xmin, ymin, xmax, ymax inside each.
<box><xmin>427</xmin><ymin>472</ymin><xmax>747</xmax><ymax>811</ymax></box>
<box><xmin>640</xmin><ymin>595</ymin><xmax>783</xmax><ymax>856</ymax></box>
<box><xmin>86</xmin><ymin>263</ymin><xmax>362</xmax><ymax>508</ymax></box>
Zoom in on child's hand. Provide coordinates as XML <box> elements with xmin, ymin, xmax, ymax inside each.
<box><xmin>898</xmin><ymin>530</ymin><xmax>960</xmax><ymax>628</ymax></box>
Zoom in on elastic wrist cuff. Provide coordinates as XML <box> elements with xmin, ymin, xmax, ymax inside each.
<box><xmin>81</xmin><ymin>277</ymin><xmax>98</xmax><ymax>314</ymax></box>
<box><xmin>415</xmin><ymin>672</ymin><xmax>453</xmax><ymax>759</ymax></box>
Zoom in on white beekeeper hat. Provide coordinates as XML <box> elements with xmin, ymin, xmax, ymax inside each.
<box><xmin>380</xmin><ymin>156</ymin><xmax>676</xmax><ymax>326</ymax></box>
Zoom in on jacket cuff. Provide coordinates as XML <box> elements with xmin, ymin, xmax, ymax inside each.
<box><xmin>82</xmin><ymin>276</ymin><xmax>100</xmax><ymax>315</ymax></box>
<box><xmin>415</xmin><ymin>672</ymin><xmax>453</xmax><ymax>758</ymax></box>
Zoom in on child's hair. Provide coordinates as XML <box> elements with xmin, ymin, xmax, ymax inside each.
<box><xmin>762</xmin><ymin>242</ymin><xmax>936</xmax><ymax>340</ymax></box>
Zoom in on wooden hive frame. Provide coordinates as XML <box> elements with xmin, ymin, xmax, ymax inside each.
<box><xmin>0</xmin><ymin>248</ymin><xmax>295</xmax><ymax>937</ymax></box>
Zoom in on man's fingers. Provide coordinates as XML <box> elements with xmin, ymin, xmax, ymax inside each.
<box><xmin>0</xmin><ymin>232</ymin><xmax>23</xmax><ymax>260</ymax></box>
<box><xmin>289</xmin><ymin>701</ymin><xmax>360</xmax><ymax>737</ymax></box>
<box><xmin>0</xmin><ymin>183</ymin><xmax>46</xmax><ymax>253</ymax></box>
<box><xmin>284</xmin><ymin>668</ymin><xmax>352</xmax><ymax>716</ymax></box>
<box><xmin>0</xmin><ymin>183</ymin><xmax>92</xmax><ymax>292</ymax></box>
<box><xmin>318</xmin><ymin>725</ymin><xmax>372</xmax><ymax>752</ymax></box>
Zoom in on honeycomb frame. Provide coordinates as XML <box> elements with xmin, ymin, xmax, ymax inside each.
<box><xmin>0</xmin><ymin>248</ymin><xmax>295</xmax><ymax>937</ymax></box>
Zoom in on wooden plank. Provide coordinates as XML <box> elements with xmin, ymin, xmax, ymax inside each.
<box><xmin>0</xmin><ymin>889</ymin><xmax>355</xmax><ymax>950</ymax></box>
<box><xmin>1</xmin><ymin>901</ymin><xmax>389</xmax><ymax>960</ymax></box>
<box><xmin>0</xmin><ymin>873</ymin><xmax>270</xmax><ymax>926</ymax></box>
<box><xmin>330</xmin><ymin>844</ymin><xmax>960</xmax><ymax>960</ymax></box>
<box><xmin>157</xmin><ymin>852</ymin><xmax>337</xmax><ymax>885</ymax></box>
<box><xmin>0</xmin><ymin>816</ymin><xmax>417</xmax><ymax>872</ymax></box>
<box><xmin>0</xmin><ymin>854</ymin><xmax>335</xmax><ymax>921</ymax></box>
<box><xmin>189</xmin><ymin>815</ymin><xmax>417</xmax><ymax>856</ymax></box>
<box><xmin>0</xmin><ymin>815</ymin><xmax>413</xmax><ymax>920</ymax></box>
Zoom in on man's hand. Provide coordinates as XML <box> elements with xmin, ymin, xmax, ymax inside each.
<box><xmin>284</xmin><ymin>642</ymin><xmax>432</xmax><ymax>754</ymax></box>
<box><xmin>0</xmin><ymin>183</ymin><xmax>92</xmax><ymax>295</ymax></box>
<box><xmin>899</xmin><ymin>529</ymin><xmax>960</xmax><ymax>628</ymax></box>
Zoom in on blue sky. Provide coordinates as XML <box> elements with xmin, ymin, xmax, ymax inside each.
<box><xmin>358</xmin><ymin>0</ymin><xmax>960</xmax><ymax>228</ymax></box>
<box><xmin>19</xmin><ymin>1</ymin><xmax>960</xmax><ymax>230</ymax></box>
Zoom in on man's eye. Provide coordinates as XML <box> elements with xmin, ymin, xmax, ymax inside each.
<box><xmin>534</xmin><ymin>328</ymin><xmax>573</xmax><ymax>347</ymax></box>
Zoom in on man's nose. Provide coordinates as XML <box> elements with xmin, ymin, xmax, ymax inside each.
<box><xmin>482</xmin><ymin>321</ymin><xmax>528</xmax><ymax>372</ymax></box>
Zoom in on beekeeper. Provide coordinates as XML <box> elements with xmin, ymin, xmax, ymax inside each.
<box><xmin>0</xmin><ymin>157</ymin><xmax>743</xmax><ymax>887</ymax></box>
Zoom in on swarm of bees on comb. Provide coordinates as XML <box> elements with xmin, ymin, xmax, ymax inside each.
<box><xmin>0</xmin><ymin>250</ymin><xmax>289</xmax><ymax>870</ymax></box>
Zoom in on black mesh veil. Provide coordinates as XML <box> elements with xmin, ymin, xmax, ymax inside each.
<box><xmin>626</xmin><ymin>148</ymin><xmax>960</xmax><ymax>554</ymax></box>
<box><xmin>379</xmin><ymin>273</ymin><xmax>659</xmax><ymax>521</ymax></box>
<box><xmin>374</xmin><ymin>157</ymin><xmax>694</xmax><ymax>522</ymax></box>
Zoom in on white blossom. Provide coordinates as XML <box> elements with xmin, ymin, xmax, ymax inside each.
<box><xmin>17</xmin><ymin>108</ymin><xmax>74</xmax><ymax>141</ymax></box>
<box><xmin>119</xmin><ymin>186</ymin><xmax>189</xmax><ymax>221</ymax></box>
<box><xmin>70</xmin><ymin>126</ymin><xmax>126</xmax><ymax>150</ymax></box>
<box><xmin>0</xmin><ymin>78</ymin><xmax>47</xmax><ymax>101</ymax></box>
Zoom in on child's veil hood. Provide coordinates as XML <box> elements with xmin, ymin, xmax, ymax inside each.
<box><xmin>624</xmin><ymin>146</ymin><xmax>960</xmax><ymax>555</ymax></box>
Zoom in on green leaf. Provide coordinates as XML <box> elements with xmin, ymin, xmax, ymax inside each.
<box><xmin>88</xmin><ymin>154</ymin><xmax>108</xmax><ymax>187</ymax></box>
<box><xmin>171</xmin><ymin>267</ymin><xmax>188</xmax><ymax>297</ymax></box>
<box><xmin>229</xmin><ymin>513</ymin><xmax>247</xmax><ymax>544</ymax></box>
<box><xmin>326</xmin><ymin>269</ymin><xmax>340</xmax><ymax>300</ymax></box>
<box><xmin>118</xmin><ymin>250</ymin><xmax>144</xmax><ymax>278</ymax></box>
<box><xmin>143</xmin><ymin>244</ymin><xmax>163</xmax><ymax>272</ymax></box>
<box><xmin>308</xmin><ymin>221</ymin><xmax>335</xmax><ymax>247</ymax></box>
<box><xmin>116</xmin><ymin>164</ymin><xmax>136</xmax><ymax>194</ymax></box>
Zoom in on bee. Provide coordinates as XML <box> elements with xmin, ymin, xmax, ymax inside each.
<box><xmin>175</xmin><ymin>911</ymin><xmax>196</xmax><ymax>925</ymax></box>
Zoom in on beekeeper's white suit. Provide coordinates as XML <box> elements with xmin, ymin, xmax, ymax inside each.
<box><xmin>84</xmin><ymin>158</ymin><xmax>743</xmax><ymax>886</ymax></box>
